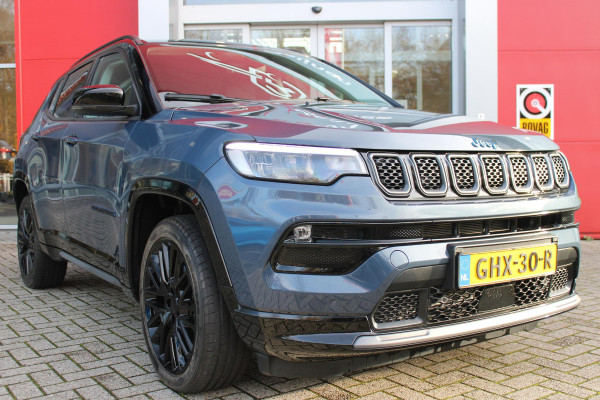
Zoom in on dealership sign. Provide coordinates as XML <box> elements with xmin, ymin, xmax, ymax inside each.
<box><xmin>517</xmin><ymin>84</ymin><xmax>554</xmax><ymax>140</ymax></box>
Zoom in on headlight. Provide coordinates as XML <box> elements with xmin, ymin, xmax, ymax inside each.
<box><xmin>225</xmin><ymin>142</ymin><xmax>368</xmax><ymax>184</ymax></box>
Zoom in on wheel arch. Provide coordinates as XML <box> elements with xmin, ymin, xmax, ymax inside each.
<box><xmin>12</xmin><ymin>171</ymin><xmax>29</xmax><ymax>213</ymax></box>
<box><xmin>126</xmin><ymin>178</ymin><xmax>237</xmax><ymax>309</ymax></box>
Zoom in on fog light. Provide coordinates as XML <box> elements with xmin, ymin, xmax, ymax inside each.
<box><xmin>293</xmin><ymin>225</ymin><xmax>312</xmax><ymax>243</ymax></box>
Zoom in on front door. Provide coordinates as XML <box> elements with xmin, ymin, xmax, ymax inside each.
<box><xmin>61</xmin><ymin>51</ymin><xmax>141</xmax><ymax>277</ymax></box>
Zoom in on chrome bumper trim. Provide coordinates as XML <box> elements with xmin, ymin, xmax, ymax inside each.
<box><xmin>354</xmin><ymin>294</ymin><xmax>581</xmax><ymax>350</ymax></box>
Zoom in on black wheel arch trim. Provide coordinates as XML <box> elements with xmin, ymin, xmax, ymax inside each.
<box><xmin>126</xmin><ymin>178</ymin><xmax>238</xmax><ymax>310</ymax></box>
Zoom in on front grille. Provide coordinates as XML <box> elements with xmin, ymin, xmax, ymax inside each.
<box><xmin>508</xmin><ymin>155</ymin><xmax>530</xmax><ymax>191</ymax></box>
<box><xmin>369</xmin><ymin>151</ymin><xmax>569</xmax><ymax>198</ymax></box>
<box><xmin>428</xmin><ymin>275</ymin><xmax>551</xmax><ymax>324</ymax></box>
<box><xmin>551</xmin><ymin>154</ymin><xmax>568</xmax><ymax>187</ymax></box>
<box><xmin>373</xmin><ymin>292</ymin><xmax>419</xmax><ymax>324</ymax></box>
<box><xmin>372</xmin><ymin>156</ymin><xmax>405</xmax><ymax>191</ymax></box>
<box><xmin>414</xmin><ymin>156</ymin><xmax>443</xmax><ymax>191</ymax></box>
<box><xmin>450</xmin><ymin>157</ymin><xmax>475</xmax><ymax>190</ymax></box>
<box><xmin>481</xmin><ymin>156</ymin><xmax>505</xmax><ymax>190</ymax></box>
<box><xmin>532</xmin><ymin>157</ymin><xmax>549</xmax><ymax>185</ymax></box>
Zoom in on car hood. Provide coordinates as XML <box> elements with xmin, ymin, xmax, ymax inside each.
<box><xmin>170</xmin><ymin>101</ymin><xmax>557</xmax><ymax>152</ymax></box>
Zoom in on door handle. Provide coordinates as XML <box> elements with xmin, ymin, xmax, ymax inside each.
<box><xmin>64</xmin><ymin>136</ymin><xmax>78</xmax><ymax>146</ymax></box>
<box><xmin>31</xmin><ymin>133</ymin><xmax>42</xmax><ymax>141</ymax></box>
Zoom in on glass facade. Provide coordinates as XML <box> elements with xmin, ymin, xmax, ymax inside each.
<box><xmin>251</xmin><ymin>28</ymin><xmax>312</xmax><ymax>54</ymax></box>
<box><xmin>392</xmin><ymin>25</ymin><xmax>452</xmax><ymax>113</ymax></box>
<box><xmin>0</xmin><ymin>0</ymin><xmax>16</xmax><ymax>224</ymax></box>
<box><xmin>324</xmin><ymin>27</ymin><xmax>384</xmax><ymax>92</ymax></box>
<box><xmin>185</xmin><ymin>28</ymin><xmax>243</xmax><ymax>43</ymax></box>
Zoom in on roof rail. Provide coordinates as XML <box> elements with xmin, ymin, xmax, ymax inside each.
<box><xmin>172</xmin><ymin>38</ymin><xmax>228</xmax><ymax>45</ymax></box>
<box><xmin>73</xmin><ymin>35</ymin><xmax>146</xmax><ymax>66</ymax></box>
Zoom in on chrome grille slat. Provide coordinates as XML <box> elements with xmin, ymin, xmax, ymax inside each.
<box><xmin>369</xmin><ymin>153</ymin><xmax>411</xmax><ymax>196</ymax></box>
<box><xmin>411</xmin><ymin>155</ymin><xmax>448</xmax><ymax>196</ymax></box>
<box><xmin>531</xmin><ymin>154</ymin><xmax>555</xmax><ymax>191</ymax></box>
<box><xmin>551</xmin><ymin>153</ymin><xmax>569</xmax><ymax>188</ymax></box>
<box><xmin>448</xmin><ymin>155</ymin><xmax>480</xmax><ymax>196</ymax></box>
<box><xmin>507</xmin><ymin>154</ymin><xmax>533</xmax><ymax>193</ymax></box>
<box><xmin>480</xmin><ymin>155</ymin><xmax>509</xmax><ymax>195</ymax></box>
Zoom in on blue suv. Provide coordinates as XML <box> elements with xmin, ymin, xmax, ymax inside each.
<box><xmin>13</xmin><ymin>36</ymin><xmax>581</xmax><ymax>393</ymax></box>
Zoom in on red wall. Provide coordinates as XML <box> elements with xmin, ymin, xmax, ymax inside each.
<box><xmin>498</xmin><ymin>0</ymin><xmax>600</xmax><ymax>237</ymax></box>
<box><xmin>14</xmin><ymin>0</ymin><xmax>139</xmax><ymax>139</ymax></box>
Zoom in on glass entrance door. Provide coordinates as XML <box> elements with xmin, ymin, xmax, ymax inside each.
<box><xmin>320</xmin><ymin>26</ymin><xmax>384</xmax><ymax>92</ymax></box>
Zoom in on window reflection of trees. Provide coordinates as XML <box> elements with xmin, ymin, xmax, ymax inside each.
<box><xmin>392</xmin><ymin>26</ymin><xmax>452</xmax><ymax>114</ymax></box>
<box><xmin>325</xmin><ymin>28</ymin><xmax>384</xmax><ymax>92</ymax></box>
<box><xmin>252</xmin><ymin>29</ymin><xmax>311</xmax><ymax>54</ymax></box>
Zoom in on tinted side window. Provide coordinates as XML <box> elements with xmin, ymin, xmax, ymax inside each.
<box><xmin>90</xmin><ymin>52</ymin><xmax>138</xmax><ymax>108</ymax></box>
<box><xmin>54</xmin><ymin>63</ymin><xmax>92</xmax><ymax>118</ymax></box>
<box><xmin>48</xmin><ymin>79</ymin><xmax>64</xmax><ymax>115</ymax></box>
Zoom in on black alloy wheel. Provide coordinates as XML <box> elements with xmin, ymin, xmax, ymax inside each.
<box><xmin>140</xmin><ymin>215</ymin><xmax>250</xmax><ymax>393</ymax></box>
<box><xmin>143</xmin><ymin>240</ymin><xmax>197</xmax><ymax>374</ymax></box>
<box><xmin>18</xmin><ymin>202</ymin><xmax>35</xmax><ymax>277</ymax></box>
<box><xmin>17</xmin><ymin>195</ymin><xmax>67</xmax><ymax>289</ymax></box>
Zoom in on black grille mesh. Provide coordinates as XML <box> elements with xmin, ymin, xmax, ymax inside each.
<box><xmin>550</xmin><ymin>267</ymin><xmax>569</xmax><ymax>292</ymax></box>
<box><xmin>509</xmin><ymin>156</ymin><xmax>529</xmax><ymax>187</ymax></box>
<box><xmin>551</xmin><ymin>155</ymin><xmax>567</xmax><ymax>185</ymax></box>
<box><xmin>482</xmin><ymin>157</ymin><xmax>505</xmax><ymax>188</ymax></box>
<box><xmin>428</xmin><ymin>275</ymin><xmax>551</xmax><ymax>324</ymax></box>
<box><xmin>415</xmin><ymin>157</ymin><xmax>442</xmax><ymax>190</ymax></box>
<box><xmin>514</xmin><ymin>275</ymin><xmax>551</xmax><ymax>305</ymax></box>
<box><xmin>428</xmin><ymin>286</ymin><xmax>482</xmax><ymax>323</ymax></box>
<box><xmin>532</xmin><ymin>156</ymin><xmax>550</xmax><ymax>186</ymax></box>
<box><xmin>373</xmin><ymin>292</ymin><xmax>419</xmax><ymax>323</ymax></box>
<box><xmin>274</xmin><ymin>247</ymin><xmax>375</xmax><ymax>274</ymax></box>
<box><xmin>373</xmin><ymin>156</ymin><xmax>405</xmax><ymax>191</ymax></box>
<box><xmin>451</xmin><ymin>157</ymin><xmax>475</xmax><ymax>189</ymax></box>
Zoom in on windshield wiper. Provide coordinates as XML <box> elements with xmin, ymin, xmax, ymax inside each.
<box><xmin>164</xmin><ymin>93</ymin><xmax>244</xmax><ymax>104</ymax></box>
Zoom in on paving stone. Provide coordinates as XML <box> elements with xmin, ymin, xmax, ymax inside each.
<box><xmin>461</xmin><ymin>377</ymin><xmax>513</xmax><ymax>396</ymax></box>
<box><xmin>500</xmin><ymin>373</ymin><xmax>547</xmax><ymax>390</ymax></box>
<box><xmin>425</xmin><ymin>383</ymin><xmax>473</xmax><ymax>399</ymax></box>
<box><xmin>77</xmin><ymin>384</ymin><xmax>116</xmax><ymax>399</ymax></box>
<box><xmin>235</xmin><ymin>380</ymin><xmax>279</xmax><ymax>398</ymax></box>
<box><xmin>308</xmin><ymin>383</ymin><xmax>354</xmax><ymax>400</ymax></box>
<box><xmin>8</xmin><ymin>381</ymin><xmax>44</xmax><ymax>400</ymax></box>
<box><xmin>345</xmin><ymin>379</ymin><xmax>396</xmax><ymax>396</ymax></box>
<box><xmin>540</xmin><ymin>379</ymin><xmax>595</xmax><ymax>398</ymax></box>
<box><xmin>504</xmin><ymin>385</ymin><xmax>554</xmax><ymax>400</ymax></box>
<box><xmin>496</xmin><ymin>361</ymin><xmax>540</xmax><ymax>377</ymax></box>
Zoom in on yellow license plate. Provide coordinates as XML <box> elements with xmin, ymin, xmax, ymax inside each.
<box><xmin>458</xmin><ymin>243</ymin><xmax>557</xmax><ymax>288</ymax></box>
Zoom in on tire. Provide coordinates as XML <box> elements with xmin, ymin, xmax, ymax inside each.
<box><xmin>17</xmin><ymin>195</ymin><xmax>67</xmax><ymax>289</ymax></box>
<box><xmin>139</xmin><ymin>215</ymin><xmax>250</xmax><ymax>393</ymax></box>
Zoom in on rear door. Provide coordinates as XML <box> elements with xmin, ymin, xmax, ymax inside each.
<box><xmin>62</xmin><ymin>50</ymin><xmax>141</xmax><ymax>276</ymax></box>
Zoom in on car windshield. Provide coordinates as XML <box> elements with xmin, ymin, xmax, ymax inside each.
<box><xmin>140</xmin><ymin>43</ymin><xmax>392</xmax><ymax>106</ymax></box>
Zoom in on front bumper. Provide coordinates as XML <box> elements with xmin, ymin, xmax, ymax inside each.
<box><xmin>201</xmin><ymin>158</ymin><xmax>581</xmax><ymax>371</ymax></box>
<box><xmin>253</xmin><ymin>293</ymin><xmax>579</xmax><ymax>377</ymax></box>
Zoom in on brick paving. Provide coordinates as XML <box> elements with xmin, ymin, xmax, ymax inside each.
<box><xmin>1</xmin><ymin>230</ymin><xmax>599</xmax><ymax>399</ymax></box>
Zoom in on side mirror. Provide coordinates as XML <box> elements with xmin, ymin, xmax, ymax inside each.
<box><xmin>72</xmin><ymin>85</ymin><xmax>138</xmax><ymax>117</ymax></box>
